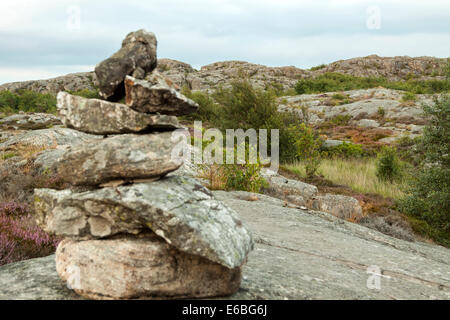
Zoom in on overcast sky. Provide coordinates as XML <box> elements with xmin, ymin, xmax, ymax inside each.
<box><xmin>0</xmin><ymin>0</ymin><xmax>449</xmax><ymax>84</ymax></box>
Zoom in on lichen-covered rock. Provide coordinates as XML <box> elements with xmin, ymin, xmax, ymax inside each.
<box><xmin>95</xmin><ymin>29</ymin><xmax>157</xmax><ymax>100</ymax></box>
<box><xmin>57</xmin><ymin>92</ymin><xmax>179</xmax><ymax>134</ymax></box>
<box><xmin>53</xmin><ymin>132</ymin><xmax>183</xmax><ymax>186</ymax></box>
<box><xmin>124</xmin><ymin>75</ymin><xmax>199</xmax><ymax>115</ymax></box>
<box><xmin>0</xmin><ymin>127</ymin><xmax>101</xmax><ymax>151</ymax></box>
<box><xmin>34</xmin><ymin>175</ymin><xmax>253</xmax><ymax>268</ymax></box>
<box><xmin>0</xmin><ymin>112</ymin><xmax>62</xmax><ymax>130</ymax></box>
<box><xmin>56</xmin><ymin>234</ymin><xmax>242</xmax><ymax>299</ymax></box>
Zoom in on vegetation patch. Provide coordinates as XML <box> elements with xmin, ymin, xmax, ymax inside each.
<box><xmin>295</xmin><ymin>72</ymin><xmax>450</xmax><ymax>95</ymax></box>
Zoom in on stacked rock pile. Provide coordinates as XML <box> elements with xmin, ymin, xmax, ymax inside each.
<box><xmin>33</xmin><ymin>30</ymin><xmax>253</xmax><ymax>299</ymax></box>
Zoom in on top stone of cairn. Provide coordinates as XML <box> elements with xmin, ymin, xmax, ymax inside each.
<box><xmin>95</xmin><ymin>29</ymin><xmax>157</xmax><ymax>101</ymax></box>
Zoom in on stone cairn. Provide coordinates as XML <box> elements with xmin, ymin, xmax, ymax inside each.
<box><xmin>33</xmin><ymin>30</ymin><xmax>253</xmax><ymax>299</ymax></box>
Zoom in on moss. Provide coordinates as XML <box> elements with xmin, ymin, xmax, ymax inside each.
<box><xmin>1</xmin><ymin>152</ymin><xmax>18</xmax><ymax>160</ymax></box>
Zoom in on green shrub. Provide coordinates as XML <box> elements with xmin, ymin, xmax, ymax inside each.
<box><xmin>395</xmin><ymin>135</ymin><xmax>422</xmax><ymax>164</ymax></box>
<box><xmin>444</xmin><ymin>59</ymin><xmax>450</xmax><ymax>80</ymax></box>
<box><xmin>330</xmin><ymin>114</ymin><xmax>352</xmax><ymax>126</ymax></box>
<box><xmin>223</xmin><ymin>161</ymin><xmax>267</xmax><ymax>193</ymax></box>
<box><xmin>67</xmin><ymin>89</ymin><xmax>100</xmax><ymax>99</ymax></box>
<box><xmin>377</xmin><ymin>106</ymin><xmax>386</xmax><ymax>117</ymax></box>
<box><xmin>287</xmin><ymin>123</ymin><xmax>323</xmax><ymax>177</ymax></box>
<box><xmin>331</xmin><ymin>93</ymin><xmax>346</xmax><ymax>100</ymax></box>
<box><xmin>310</xmin><ymin>64</ymin><xmax>327</xmax><ymax>71</ymax></box>
<box><xmin>0</xmin><ymin>152</ymin><xmax>18</xmax><ymax>160</ymax></box>
<box><xmin>375</xmin><ymin>146</ymin><xmax>403</xmax><ymax>182</ymax></box>
<box><xmin>325</xmin><ymin>142</ymin><xmax>365</xmax><ymax>159</ymax></box>
<box><xmin>210</xmin><ymin>79</ymin><xmax>303</xmax><ymax>163</ymax></box>
<box><xmin>294</xmin><ymin>72</ymin><xmax>450</xmax><ymax>95</ymax></box>
<box><xmin>402</xmin><ymin>92</ymin><xmax>417</xmax><ymax>102</ymax></box>
<box><xmin>182</xmin><ymin>89</ymin><xmax>223</xmax><ymax>123</ymax></box>
<box><xmin>399</xmin><ymin>95</ymin><xmax>450</xmax><ymax>244</ymax></box>
<box><xmin>0</xmin><ymin>90</ymin><xmax>56</xmax><ymax>114</ymax></box>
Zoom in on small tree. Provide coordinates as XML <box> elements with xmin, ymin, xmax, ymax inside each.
<box><xmin>375</xmin><ymin>146</ymin><xmax>402</xmax><ymax>182</ymax></box>
<box><xmin>399</xmin><ymin>95</ymin><xmax>450</xmax><ymax>244</ymax></box>
<box><xmin>288</xmin><ymin>123</ymin><xmax>323</xmax><ymax>177</ymax></box>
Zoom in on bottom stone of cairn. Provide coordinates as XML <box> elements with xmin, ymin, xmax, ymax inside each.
<box><xmin>56</xmin><ymin>233</ymin><xmax>242</xmax><ymax>299</ymax></box>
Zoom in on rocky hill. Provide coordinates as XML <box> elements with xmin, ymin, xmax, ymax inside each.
<box><xmin>1</xmin><ymin>55</ymin><xmax>447</xmax><ymax>94</ymax></box>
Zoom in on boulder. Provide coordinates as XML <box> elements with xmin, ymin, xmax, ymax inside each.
<box><xmin>53</xmin><ymin>132</ymin><xmax>183</xmax><ymax>186</ymax></box>
<box><xmin>0</xmin><ymin>112</ymin><xmax>62</xmax><ymax>130</ymax></box>
<box><xmin>264</xmin><ymin>175</ymin><xmax>318</xmax><ymax>199</ymax></box>
<box><xmin>34</xmin><ymin>175</ymin><xmax>253</xmax><ymax>268</ymax></box>
<box><xmin>57</xmin><ymin>92</ymin><xmax>179</xmax><ymax>134</ymax></box>
<box><xmin>124</xmin><ymin>75</ymin><xmax>199</xmax><ymax>115</ymax></box>
<box><xmin>56</xmin><ymin>234</ymin><xmax>242</xmax><ymax>299</ymax></box>
<box><xmin>308</xmin><ymin>194</ymin><xmax>363</xmax><ymax>220</ymax></box>
<box><xmin>95</xmin><ymin>29</ymin><xmax>157</xmax><ymax>101</ymax></box>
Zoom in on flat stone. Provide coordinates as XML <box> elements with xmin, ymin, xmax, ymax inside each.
<box><xmin>125</xmin><ymin>75</ymin><xmax>199</xmax><ymax>115</ymax></box>
<box><xmin>57</xmin><ymin>92</ymin><xmax>179</xmax><ymax>134</ymax></box>
<box><xmin>56</xmin><ymin>234</ymin><xmax>242</xmax><ymax>299</ymax></box>
<box><xmin>53</xmin><ymin>132</ymin><xmax>183</xmax><ymax>186</ymax></box>
<box><xmin>34</xmin><ymin>175</ymin><xmax>253</xmax><ymax>268</ymax></box>
<box><xmin>0</xmin><ymin>127</ymin><xmax>101</xmax><ymax>151</ymax></box>
<box><xmin>95</xmin><ymin>29</ymin><xmax>157</xmax><ymax>100</ymax></box>
<box><xmin>0</xmin><ymin>112</ymin><xmax>61</xmax><ymax>130</ymax></box>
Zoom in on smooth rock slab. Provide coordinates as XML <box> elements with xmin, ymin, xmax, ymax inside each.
<box><xmin>53</xmin><ymin>132</ymin><xmax>183</xmax><ymax>185</ymax></box>
<box><xmin>56</xmin><ymin>234</ymin><xmax>242</xmax><ymax>299</ymax></box>
<box><xmin>125</xmin><ymin>75</ymin><xmax>199</xmax><ymax>115</ymax></box>
<box><xmin>95</xmin><ymin>29</ymin><xmax>158</xmax><ymax>100</ymax></box>
<box><xmin>34</xmin><ymin>175</ymin><xmax>253</xmax><ymax>268</ymax></box>
<box><xmin>57</xmin><ymin>92</ymin><xmax>179</xmax><ymax>134</ymax></box>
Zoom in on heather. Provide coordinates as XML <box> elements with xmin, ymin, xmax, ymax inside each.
<box><xmin>0</xmin><ymin>156</ymin><xmax>66</xmax><ymax>266</ymax></box>
<box><xmin>0</xmin><ymin>205</ymin><xmax>60</xmax><ymax>266</ymax></box>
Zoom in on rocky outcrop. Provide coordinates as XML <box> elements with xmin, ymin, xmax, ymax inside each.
<box><xmin>56</xmin><ymin>234</ymin><xmax>241</xmax><ymax>299</ymax></box>
<box><xmin>315</xmin><ymin>55</ymin><xmax>447</xmax><ymax>81</ymax></box>
<box><xmin>1</xmin><ymin>190</ymin><xmax>449</xmax><ymax>300</ymax></box>
<box><xmin>57</xmin><ymin>92</ymin><xmax>179</xmax><ymax>134</ymax></box>
<box><xmin>0</xmin><ymin>113</ymin><xmax>61</xmax><ymax>130</ymax></box>
<box><xmin>0</xmin><ymin>72</ymin><xmax>96</xmax><ymax>95</ymax></box>
<box><xmin>2</xmin><ymin>55</ymin><xmax>446</xmax><ymax>96</ymax></box>
<box><xmin>278</xmin><ymin>88</ymin><xmax>431</xmax><ymax>142</ymax></box>
<box><xmin>33</xmin><ymin>30</ymin><xmax>253</xmax><ymax>300</ymax></box>
<box><xmin>95</xmin><ymin>29</ymin><xmax>158</xmax><ymax>100</ymax></box>
<box><xmin>124</xmin><ymin>75</ymin><xmax>199</xmax><ymax>115</ymax></box>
